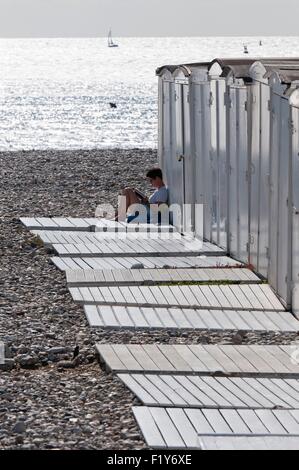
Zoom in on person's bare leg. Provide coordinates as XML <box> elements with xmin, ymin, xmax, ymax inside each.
<box><xmin>122</xmin><ymin>188</ymin><xmax>140</xmax><ymax>212</ymax></box>
<box><xmin>114</xmin><ymin>188</ymin><xmax>140</xmax><ymax>221</ymax></box>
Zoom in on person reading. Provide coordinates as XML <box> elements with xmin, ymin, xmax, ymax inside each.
<box><xmin>119</xmin><ymin>167</ymin><xmax>169</xmax><ymax>223</ymax></box>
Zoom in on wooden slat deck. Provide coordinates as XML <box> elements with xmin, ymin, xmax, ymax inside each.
<box><xmin>51</xmin><ymin>255</ymin><xmax>241</xmax><ymax>271</ymax></box>
<box><xmin>66</xmin><ymin>267</ymin><xmax>260</xmax><ymax>286</ymax></box>
<box><xmin>96</xmin><ymin>344</ymin><xmax>299</xmax><ymax>377</ymax></box>
<box><xmin>21</xmin><ymin>217</ymin><xmax>94</xmax><ymax>231</ymax></box>
<box><xmin>71</xmin><ymin>283</ymin><xmax>284</xmax><ymax>311</ymax></box>
<box><xmin>118</xmin><ymin>374</ymin><xmax>299</xmax><ymax>409</ymax></box>
<box><xmin>20</xmin><ymin>217</ymin><xmax>175</xmax><ymax>232</ymax></box>
<box><xmin>85</xmin><ymin>305</ymin><xmax>298</xmax><ymax>332</ymax></box>
<box><xmin>132</xmin><ymin>407</ymin><xmax>299</xmax><ymax>449</ymax></box>
<box><xmin>32</xmin><ymin>230</ymin><xmax>183</xmax><ymax>245</ymax></box>
<box><xmin>53</xmin><ymin>238</ymin><xmax>224</xmax><ymax>258</ymax></box>
<box><xmin>32</xmin><ymin>229</ymin><xmax>224</xmax><ymax>257</ymax></box>
<box><xmin>198</xmin><ymin>435</ymin><xmax>299</xmax><ymax>450</ymax></box>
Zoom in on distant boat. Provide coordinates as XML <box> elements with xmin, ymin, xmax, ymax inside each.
<box><xmin>243</xmin><ymin>45</ymin><xmax>249</xmax><ymax>54</ymax></box>
<box><xmin>108</xmin><ymin>29</ymin><xmax>118</xmax><ymax>48</ymax></box>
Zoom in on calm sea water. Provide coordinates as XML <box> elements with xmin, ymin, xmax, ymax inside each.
<box><xmin>1</xmin><ymin>37</ymin><xmax>299</xmax><ymax>151</ymax></box>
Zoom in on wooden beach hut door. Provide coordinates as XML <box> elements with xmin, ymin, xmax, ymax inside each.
<box><xmin>291</xmin><ymin>93</ymin><xmax>299</xmax><ymax>315</ymax></box>
<box><xmin>174</xmin><ymin>79</ymin><xmax>193</xmax><ymax>233</ymax></box>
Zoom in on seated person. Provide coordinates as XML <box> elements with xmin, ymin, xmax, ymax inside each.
<box><xmin>118</xmin><ymin>167</ymin><xmax>169</xmax><ymax>223</ymax></box>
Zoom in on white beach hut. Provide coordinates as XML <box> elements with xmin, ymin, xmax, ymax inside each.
<box><xmin>156</xmin><ymin>57</ymin><xmax>299</xmax><ymax>311</ymax></box>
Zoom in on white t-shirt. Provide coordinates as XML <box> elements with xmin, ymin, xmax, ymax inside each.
<box><xmin>149</xmin><ymin>186</ymin><xmax>168</xmax><ymax>204</ymax></box>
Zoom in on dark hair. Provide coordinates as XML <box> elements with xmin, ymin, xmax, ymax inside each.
<box><xmin>146</xmin><ymin>167</ymin><xmax>163</xmax><ymax>180</ymax></box>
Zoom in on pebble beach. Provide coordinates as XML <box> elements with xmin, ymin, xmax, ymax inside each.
<box><xmin>0</xmin><ymin>149</ymin><xmax>298</xmax><ymax>450</ymax></box>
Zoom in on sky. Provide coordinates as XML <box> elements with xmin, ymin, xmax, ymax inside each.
<box><xmin>0</xmin><ymin>0</ymin><xmax>298</xmax><ymax>37</ymax></box>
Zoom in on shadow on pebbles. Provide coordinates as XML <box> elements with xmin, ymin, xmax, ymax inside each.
<box><xmin>0</xmin><ymin>149</ymin><xmax>298</xmax><ymax>449</ymax></box>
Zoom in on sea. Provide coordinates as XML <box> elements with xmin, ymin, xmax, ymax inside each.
<box><xmin>1</xmin><ymin>37</ymin><xmax>299</xmax><ymax>151</ymax></box>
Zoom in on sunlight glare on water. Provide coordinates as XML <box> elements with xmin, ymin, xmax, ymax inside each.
<box><xmin>0</xmin><ymin>37</ymin><xmax>299</xmax><ymax>150</ymax></box>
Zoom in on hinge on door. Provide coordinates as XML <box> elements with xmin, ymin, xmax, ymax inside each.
<box><xmin>224</xmin><ymin>92</ymin><xmax>232</xmax><ymax>108</ymax></box>
<box><xmin>267</xmin><ymin>100</ymin><xmax>271</xmax><ymax>111</ymax></box>
<box><xmin>209</xmin><ymin>92</ymin><xmax>214</xmax><ymax>106</ymax></box>
<box><xmin>174</xmin><ymin>92</ymin><xmax>179</xmax><ymax>101</ymax></box>
<box><xmin>187</xmin><ymin>92</ymin><xmax>190</xmax><ymax>103</ymax></box>
<box><xmin>289</xmin><ymin>119</ymin><xmax>296</xmax><ymax>134</ymax></box>
<box><xmin>244</xmin><ymin>101</ymin><xmax>248</xmax><ymax>111</ymax></box>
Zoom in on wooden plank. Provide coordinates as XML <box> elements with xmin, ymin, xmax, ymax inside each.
<box><xmin>99</xmin><ymin>306</ymin><xmax>120</xmax><ymax>328</ymax></box>
<box><xmin>237</xmin><ymin>409</ymin><xmax>269</xmax><ymax>433</ymax></box>
<box><xmin>217</xmin><ymin>345</ymin><xmax>257</xmax><ymax>374</ymax></box>
<box><xmin>256</xmin><ymin>378</ymin><xmax>299</xmax><ymax>408</ymax></box>
<box><xmin>200</xmin><ymin>376</ymin><xmax>245</xmax><ymax>407</ymax></box>
<box><xmin>157</xmin><ymin>345</ymin><xmax>193</xmax><ymax>372</ymax></box>
<box><xmin>255</xmin><ymin>409</ymin><xmax>288</xmax><ymax>434</ymax></box>
<box><xmin>272</xmin><ymin>410</ymin><xmax>299</xmax><ymax>434</ymax></box>
<box><xmin>96</xmin><ymin>344</ymin><xmax>127</xmax><ymax>372</ymax></box>
<box><xmin>51</xmin><ymin>257</ymin><xmax>71</xmax><ymax>271</ymax></box>
<box><xmin>132</xmin><ymin>407</ymin><xmax>166</xmax><ymax>448</ymax></box>
<box><xmin>202</xmin><ymin>409</ymin><xmax>233</xmax><ymax>433</ymax></box>
<box><xmin>212</xmin><ymin>377</ymin><xmax>259</xmax><ymax>408</ymax></box>
<box><xmin>84</xmin><ymin>305</ymin><xmax>104</xmax><ymax>327</ymax></box>
<box><xmin>220</xmin><ymin>409</ymin><xmax>250</xmax><ymax>433</ymax></box>
<box><xmin>147</xmin><ymin>408</ymin><xmax>186</xmax><ymax>448</ymax></box>
<box><xmin>231</xmin><ymin>378</ymin><xmax>280</xmax><ymax>408</ymax></box>
<box><xmin>144</xmin><ymin>375</ymin><xmax>188</xmax><ymax>406</ymax></box>
<box><xmin>155</xmin><ymin>375</ymin><xmax>200</xmax><ymax>406</ymax></box>
<box><xmin>190</xmin><ymin>377</ymin><xmax>233</xmax><ymax>407</ymax></box>
<box><xmin>268</xmin><ymin>379</ymin><xmax>299</xmax><ymax>408</ymax></box>
<box><xmin>52</xmin><ymin>255</ymin><xmax>242</xmax><ymax>271</ymax></box>
<box><xmin>198</xmin><ymin>435</ymin><xmax>299</xmax><ymax>450</ymax></box>
<box><xmin>140</xmin><ymin>345</ymin><xmax>175</xmax><ymax>372</ymax></box>
<box><xmin>117</xmin><ymin>374</ymin><xmax>159</xmax><ymax>405</ymax></box>
<box><xmin>20</xmin><ymin>217</ymin><xmax>42</xmax><ymax>229</ymax></box>
<box><xmin>112</xmin><ymin>306</ymin><xmax>135</xmax><ymax>328</ymax></box>
<box><xmin>96</xmin><ymin>344</ymin><xmax>299</xmax><ymax>376</ymax></box>
<box><xmin>172</xmin><ymin>345</ymin><xmax>209</xmax><ymax>372</ymax></box>
<box><xmin>126</xmin><ymin>306</ymin><xmax>148</xmax><ymax>328</ymax></box>
<box><xmin>154</xmin><ymin>308</ymin><xmax>178</xmax><ymax>329</ymax></box>
<box><xmin>122</xmin><ymin>345</ymin><xmax>159</xmax><ymax>372</ymax></box>
<box><xmin>167</xmin><ymin>408</ymin><xmax>198</xmax><ymax>448</ymax></box>
<box><xmin>188</xmin><ymin>345</ymin><xmax>225</xmax><ymax>373</ymax></box>
<box><xmin>111</xmin><ymin>345</ymin><xmax>144</xmax><ymax>371</ymax></box>
<box><xmin>53</xmin><ymin>239</ymin><xmax>225</xmax><ymax>258</ymax></box>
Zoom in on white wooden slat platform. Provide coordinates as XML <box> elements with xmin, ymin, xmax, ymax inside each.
<box><xmin>85</xmin><ymin>305</ymin><xmax>299</xmax><ymax>332</ymax></box>
<box><xmin>51</xmin><ymin>255</ymin><xmax>241</xmax><ymax>271</ymax></box>
<box><xmin>20</xmin><ymin>217</ymin><xmax>95</xmax><ymax>231</ymax></box>
<box><xmin>96</xmin><ymin>344</ymin><xmax>299</xmax><ymax>377</ymax></box>
<box><xmin>118</xmin><ymin>374</ymin><xmax>299</xmax><ymax>409</ymax></box>
<box><xmin>20</xmin><ymin>217</ymin><xmax>175</xmax><ymax>233</ymax></box>
<box><xmin>32</xmin><ymin>230</ymin><xmax>183</xmax><ymax>245</ymax></box>
<box><xmin>67</xmin><ymin>267</ymin><xmax>260</xmax><ymax>287</ymax></box>
<box><xmin>46</xmin><ymin>237</ymin><xmax>225</xmax><ymax>258</ymax></box>
<box><xmin>71</xmin><ymin>283</ymin><xmax>284</xmax><ymax>311</ymax></box>
<box><xmin>132</xmin><ymin>407</ymin><xmax>299</xmax><ymax>449</ymax></box>
<box><xmin>198</xmin><ymin>435</ymin><xmax>299</xmax><ymax>450</ymax></box>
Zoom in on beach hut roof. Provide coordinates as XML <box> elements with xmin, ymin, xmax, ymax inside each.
<box><xmin>157</xmin><ymin>58</ymin><xmax>299</xmax><ymax>84</ymax></box>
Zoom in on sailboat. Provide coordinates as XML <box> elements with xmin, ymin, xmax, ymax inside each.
<box><xmin>108</xmin><ymin>29</ymin><xmax>118</xmax><ymax>48</ymax></box>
